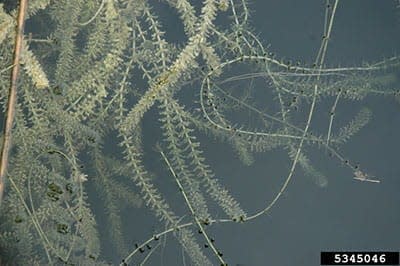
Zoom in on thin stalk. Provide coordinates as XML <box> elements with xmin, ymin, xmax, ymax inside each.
<box><xmin>0</xmin><ymin>0</ymin><xmax>29</xmax><ymax>206</ymax></box>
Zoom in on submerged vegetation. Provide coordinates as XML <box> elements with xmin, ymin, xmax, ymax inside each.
<box><xmin>0</xmin><ymin>0</ymin><xmax>398</xmax><ymax>264</ymax></box>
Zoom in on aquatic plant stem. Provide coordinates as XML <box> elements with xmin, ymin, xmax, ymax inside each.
<box><xmin>0</xmin><ymin>0</ymin><xmax>28</xmax><ymax>206</ymax></box>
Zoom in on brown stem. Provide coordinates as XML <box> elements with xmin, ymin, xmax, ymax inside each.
<box><xmin>0</xmin><ymin>0</ymin><xmax>29</xmax><ymax>206</ymax></box>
